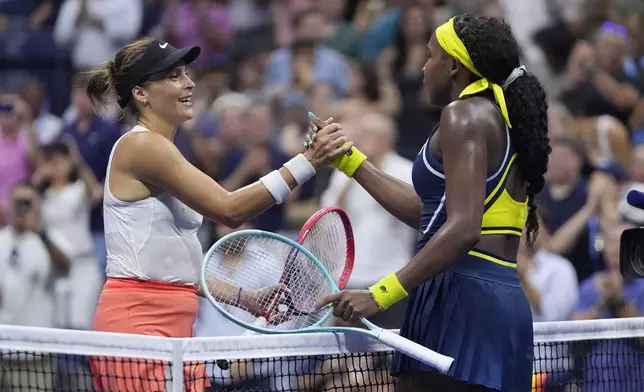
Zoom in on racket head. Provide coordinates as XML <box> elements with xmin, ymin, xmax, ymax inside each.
<box><xmin>297</xmin><ymin>207</ymin><xmax>355</xmax><ymax>289</ymax></box>
<box><xmin>200</xmin><ymin>229</ymin><xmax>339</xmax><ymax>335</ymax></box>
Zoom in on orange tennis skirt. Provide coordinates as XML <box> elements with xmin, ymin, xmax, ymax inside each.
<box><xmin>90</xmin><ymin>278</ymin><xmax>210</xmax><ymax>392</ymax></box>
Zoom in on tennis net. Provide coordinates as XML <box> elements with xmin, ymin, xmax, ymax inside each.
<box><xmin>0</xmin><ymin>318</ymin><xmax>643</xmax><ymax>391</ymax></box>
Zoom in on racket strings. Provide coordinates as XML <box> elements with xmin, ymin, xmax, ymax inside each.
<box><xmin>300</xmin><ymin>212</ymin><xmax>350</xmax><ymax>287</ymax></box>
<box><xmin>205</xmin><ymin>234</ymin><xmax>333</xmax><ymax>330</ymax></box>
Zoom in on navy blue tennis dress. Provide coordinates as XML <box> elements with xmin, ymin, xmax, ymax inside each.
<box><xmin>390</xmin><ymin>119</ymin><xmax>534</xmax><ymax>391</ymax></box>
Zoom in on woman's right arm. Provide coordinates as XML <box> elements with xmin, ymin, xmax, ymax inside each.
<box><xmin>125</xmin><ymin>126</ymin><xmax>349</xmax><ymax>229</ymax></box>
<box><xmin>352</xmin><ymin>162</ymin><xmax>422</xmax><ymax>230</ymax></box>
<box><xmin>308</xmin><ymin>115</ymin><xmax>421</xmax><ymax>230</ymax></box>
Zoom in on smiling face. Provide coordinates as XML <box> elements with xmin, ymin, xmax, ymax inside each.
<box><xmin>134</xmin><ymin>64</ymin><xmax>196</xmax><ymax>126</ymax></box>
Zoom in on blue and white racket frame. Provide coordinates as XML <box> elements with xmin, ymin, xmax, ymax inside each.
<box><xmin>200</xmin><ymin>229</ymin><xmax>454</xmax><ymax>374</ymax></box>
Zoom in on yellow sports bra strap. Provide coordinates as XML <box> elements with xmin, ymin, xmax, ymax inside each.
<box><xmin>484</xmin><ymin>153</ymin><xmax>518</xmax><ymax>205</ymax></box>
<box><xmin>435</xmin><ymin>17</ymin><xmax>512</xmax><ymax>128</ymax></box>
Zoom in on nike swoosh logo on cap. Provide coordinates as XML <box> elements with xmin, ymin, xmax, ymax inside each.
<box><xmin>159</xmin><ymin>43</ymin><xmax>168</xmax><ymax>49</ymax></box>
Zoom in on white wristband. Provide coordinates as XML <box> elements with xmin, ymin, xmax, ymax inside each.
<box><xmin>259</xmin><ymin>170</ymin><xmax>291</xmax><ymax>204</ymax></box>
<box><xmin>283</xmin><ymin>154</ymin><xmax>316</xmax><ymax>185</ymax></box>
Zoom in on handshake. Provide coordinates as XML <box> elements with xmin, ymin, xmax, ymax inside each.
<box><xmin>302</xmin><ymin>112</ymin><xmax>367</xmax><ymax>178</ymax></box>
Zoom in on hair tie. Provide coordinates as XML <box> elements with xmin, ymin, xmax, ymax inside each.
<box><xmin>502</xmin><ymin>66</ymin><xmax>527</xmax><ymax>89</ymax></box>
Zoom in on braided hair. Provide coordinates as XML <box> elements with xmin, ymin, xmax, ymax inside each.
<box><xmin>454</xmin><ymin>14</ymin><xmax>551</xmax><ymax>247</ymax></box>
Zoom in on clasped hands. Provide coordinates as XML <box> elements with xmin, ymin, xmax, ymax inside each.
<box><xmin>301</xmin><ymin>113</ymin><xmax>353</xmax><ymax>168</ymax></box>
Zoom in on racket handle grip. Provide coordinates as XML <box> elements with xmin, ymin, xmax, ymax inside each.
<box><xmin>242</xmin><ymin>317</ymin><xmax>269</xmax><ymax>336</ymax></box>
<box><xmin>376</xmin><ymin>329</ymin><xmax>454</xmax><ymax>374</ymax></box>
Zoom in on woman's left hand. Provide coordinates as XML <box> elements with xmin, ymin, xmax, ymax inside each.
<box><xmin>243</xmin><ymin>284</ymin><xmax>290</xmax><ymax>318</ymax></box>
<box><xmin>316</xmin><ymin>290</ymin><xmax>381</xmax><ymax>324</ymax></box>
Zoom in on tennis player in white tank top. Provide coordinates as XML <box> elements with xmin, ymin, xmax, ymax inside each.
<box><xmin>83</xmin><ymin>38</ymin><xmax>351</xmax><ymax>392</ymax></box>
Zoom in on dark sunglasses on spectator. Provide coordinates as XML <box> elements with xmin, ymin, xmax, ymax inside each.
<box><xmin>0</xmin><ymin>103</ymin><xmax>13</xmax><ymax>113</ymax></box>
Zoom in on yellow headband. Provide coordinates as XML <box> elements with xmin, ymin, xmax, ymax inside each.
<box><xmin>435</xmin><ymin>17</ymin><xmax>512</xmax><ymax>128</ymax></box>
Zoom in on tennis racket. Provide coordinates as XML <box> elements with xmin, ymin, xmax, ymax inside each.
<box><xmin>297</xmin><ymin>206</ymin><xmax>355</xmax><ymax>290</ymax></box>
<box><xmin>239</xmin><ymin>206</ymin><xmax>355</xmax><ymax>336</ymax></box>
<box><xmin>201</xmin><ymin>230</ymin><xmax>454</xmax><ymax>373</ymax></box>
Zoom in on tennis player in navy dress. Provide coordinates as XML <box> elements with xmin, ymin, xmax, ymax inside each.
<box><xmin>314</xmin><ymin>14</ymin><xmax>551</xmax><ymax>392</ymax></box>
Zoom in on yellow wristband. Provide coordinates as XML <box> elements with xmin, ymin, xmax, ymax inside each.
<box><xmin>368</xmin><ymin>273</ymin><xmax>408</xmax><ymax>310</ymax></box>
<box><xmin>332</xmin><ymin>146</ymin><xmax>367</xmax><ymax>177</ymax></box>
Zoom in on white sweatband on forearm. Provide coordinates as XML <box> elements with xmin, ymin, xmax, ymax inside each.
<box><xmin>259</xmin><ymin>170</ymin><xmax>291</xmax><ymax>204</ymax></box>
<box><xmin>283</xmin><ymin>153</ymin><xmax>316</xmax><ymax>185</ymax></box>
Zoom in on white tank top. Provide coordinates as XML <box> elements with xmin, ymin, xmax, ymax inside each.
<box><xmin>103</xmin><ymin>126</ymin><xmax>204</xmax><ymax>285</ymax></box>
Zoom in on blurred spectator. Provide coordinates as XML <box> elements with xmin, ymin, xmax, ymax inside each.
<box><xmin>54</xmin><ymin>0</ymin><xmax>143</xmax><ymax>72</ymax></box>
<box><xmin>59</xmin><ymin>75</ymin><xmax>121</xmax><ymax>274</ymax></box>
<box><xmin>33</xmin><ymin>140</ymin><xmax>102</xmax><ymax>329</ymax></box>
<box><xmin>196</xmin><ymin>65</ymin><xmax>230</xmax><ymax>113</ymax></box>
<box><xmin>210</xmin><ymin>92</ymin><xmax>252</xmax><ymax>151</ymax></box>
<box><xmin>0</xmin><ymin>94</ymin><xmax>40</xmax><ymax>226</ymax></box>
<box><xmin>518</xmin><ymin>207</ymin><xmax>579</xmax><ymax>322</ymax></box>
<box><xmin>538</xmin><ymin>135</ymin><xmax>618</xmax><ymax>282</ymax></box>
<box><xmin>0</xmin><ymin>0</ymin><xmax>61</xmax><ymax>30</ymax></box>
<box><xmin>333</xmin><ymin>60</ymin><xmax>400</xmax><ymax>123</ymax></box>
<box><xmin>0</xmin><ymin>182</ymin><xmax>70</xmax><ymax>390</ymax></box>
<box><xmin>578</xmin><ymin>115</ymin><xmax>630</xmax><ymax>175</ymax></box>
<box><xmin>391</xmin><ymin>6</ymin><xmax>430</xmax><ymax>80</ymax></box>
<box><xmin>279</xmin><ymin>82</ymin><xmax>334</xmax><ymax>158</ymax></box>
<box><xmin>321</xmin><ymin>111</ymin><xmax>413</xmax><ymax>326</ymax></box>
<box><xmin>138</xmin><ymin>0</ymin><xmax>167</xmax><ymax>37</ymax></box>
<box><xmin>359</xmin><ymin>0</ymin><xmax>407</xmax><ymax>61</ymax></box>
<box><xmin>266</xmin><ymin>8</ymin><xmax>350</xmax><ymax>98</ymax></box>
<box><xmin>549</xmin><ymin>101</ymin><xmax>631</xmax><ymax>172</ymax></box>
<box><xmin>389</xmin><ymin>5</ymin><xmax>440</xmax><ymax>161</ymax></box>
<box><xmin>272</xmin><ymin>0</ymin><xmax>313</xmax><ymax>46</ymax></box>
<box><xmin>560</xmin><ymin>25</ymin><xmax>644</xmax><ymax>127</ymax></box>
<box><xmin>316</xmin><ymin>0</ymin><xmax>362</xmax><ymax>59</ymax></box>
<box><xmin>229</xmin><ymin>0</ymin><xmax>271</xmax><ymax>34</ymax></box>
<box><xmin>218</xmin><ymin>100</ymin><xmax>292</xmax><ymax>233</ymax></box>
<box><xmin>570</xmin><ymin>222</ymin><xmax>644</xmax><ymax>392</ymax></box>
<box><xmin>19</xmin><ymin>77</ymin><xmax>63</xmax><ymax>145</ymax></box>
<box><xmin>306</xmin><ymin>82</ymin><xmax>336</xmax><ymax>122</ymax></box>
<box><xmin>0</xmin><ymin>182</ymin><xmax>69</xmax><ymax>328</ymax></box>
<box><xmin>228</xmin><ymin>0</ymin><xmax>273</xmax><ymax>58</ymax></box>
<box><xmin>162</xmin><ymin>0</ymin><xmax>232</xmax><ymax>70</ymax></box>
<box><xmin>359</xmin><ymin>0</ymin><xmax>448</xmax><ymax>61</ymax></box>
<box><xmin>236</xmin><ymin>53</ymin><xmax>271</xmax><ymax>100</ymax></box>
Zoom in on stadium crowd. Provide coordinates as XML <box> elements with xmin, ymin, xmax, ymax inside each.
<box><xmin>0</xmin><ymin>0</ymin><xmax>643</xmax><ymax>390</ymax></box>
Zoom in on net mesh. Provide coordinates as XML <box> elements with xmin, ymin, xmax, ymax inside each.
<box><xmin>0</xmin><ymin>318</ymin><xmax>643</xmax><ymax>391</ymax></box>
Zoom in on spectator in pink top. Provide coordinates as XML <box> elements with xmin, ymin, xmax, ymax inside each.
<box><xmin>162</xmin><ymin>0</ymin><xmax>232</xmax><ymax>68</ymax></box>
<box><xmin>0</xmin><ymin>95</ymin><xmax>39</xmax><ymax>226</ymax></box>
